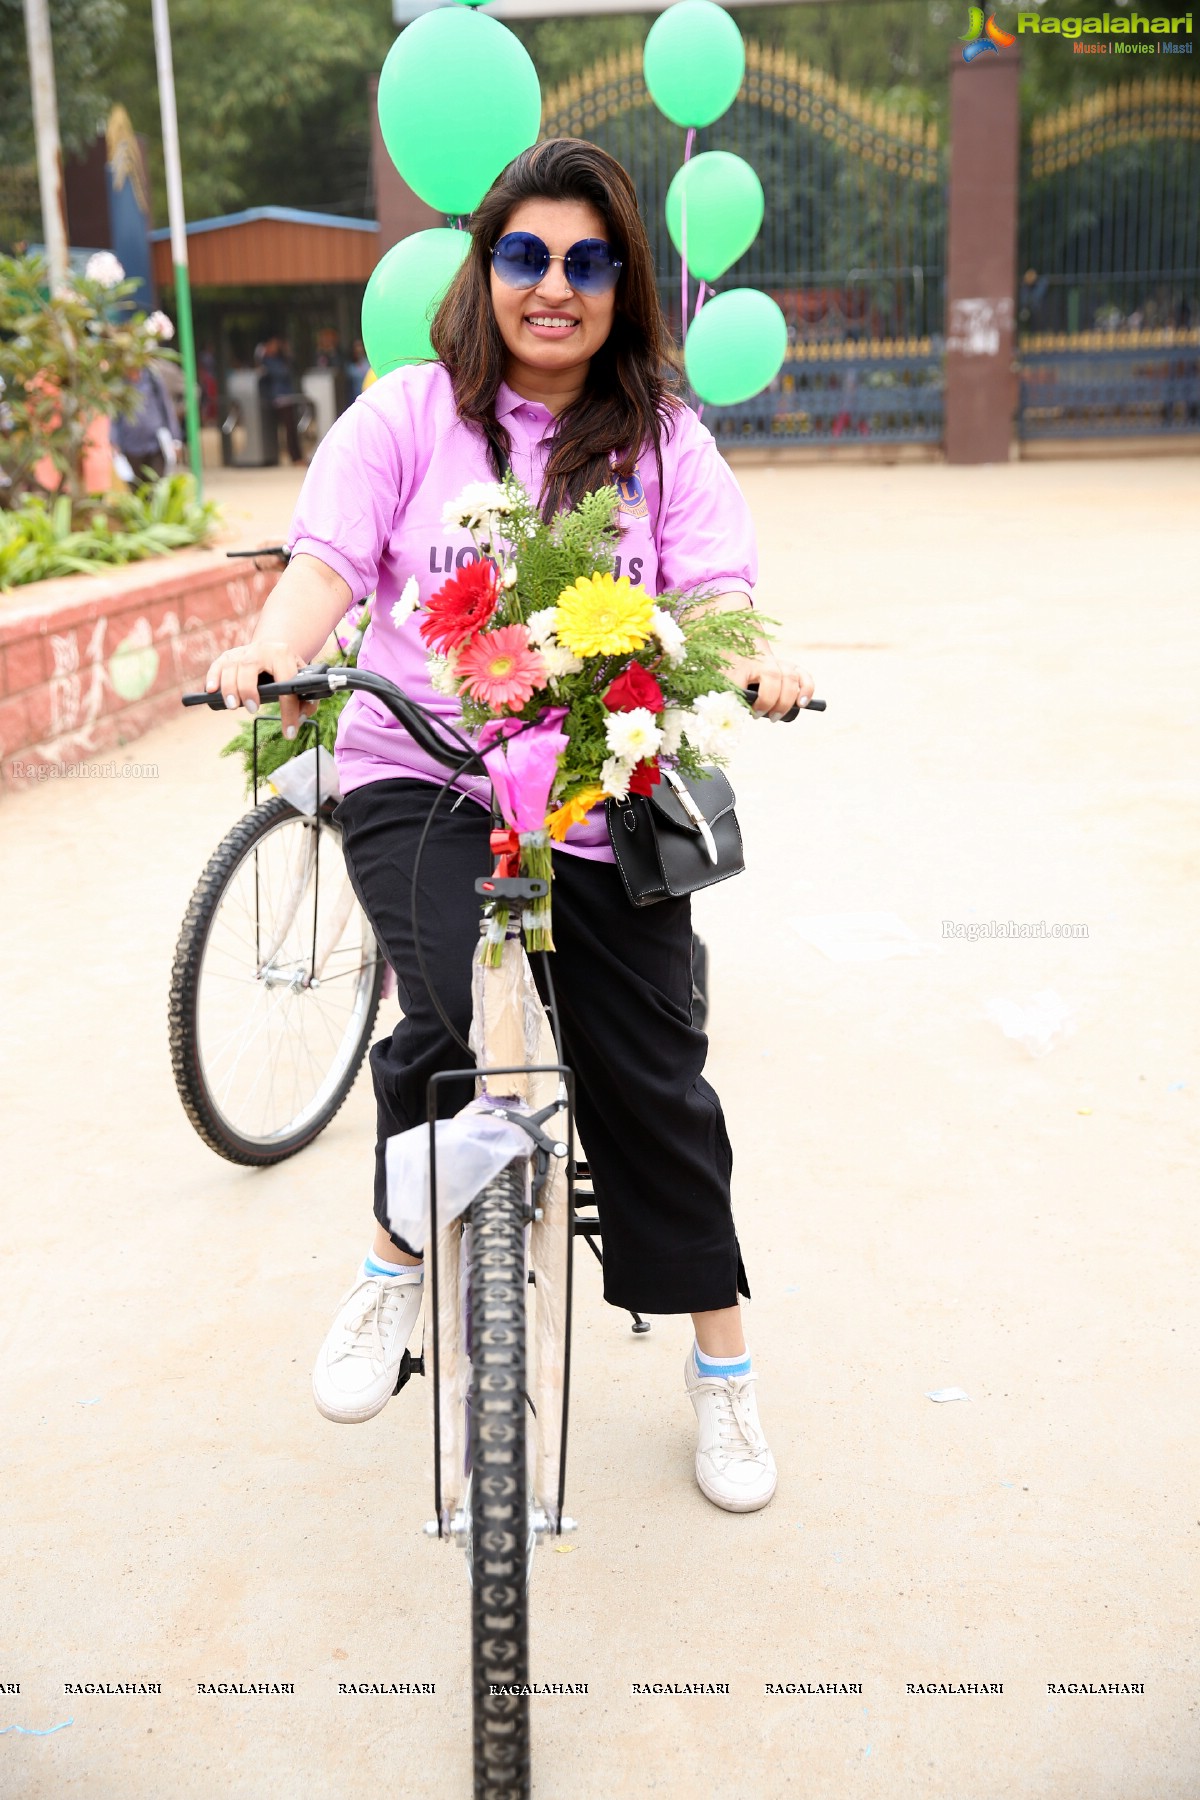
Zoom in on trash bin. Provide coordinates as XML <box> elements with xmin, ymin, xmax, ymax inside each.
<box><xmin>220</xmin><ymin>369</ymin><xmax>280</xmax><ymax>468</ymax></box>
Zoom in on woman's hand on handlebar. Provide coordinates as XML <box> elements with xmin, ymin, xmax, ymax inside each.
<box><xmin>725</xmin><ymin>649</ymin><xmax>815</xmax><ymax>720</ymax></box>
<box><xmin>204</xmin><ymin>640</ymin><xmax>319</xmax><ymax>738</ymax></box>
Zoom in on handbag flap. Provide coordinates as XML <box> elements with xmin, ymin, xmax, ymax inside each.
<box><xmin>645</xmin><ymin>768</ymin><xmax>736</xmax><ymax>834</ymax></box>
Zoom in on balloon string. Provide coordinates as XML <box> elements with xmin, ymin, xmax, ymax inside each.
<box><xmin>694</xmin><ymin>280</ymin><xmax>708</xmax><ymax>322</ymax></box>
<box><xmin>680</xmin><ymin>126</ymin><xmax>696</xmax><ymax>348</ymax></box>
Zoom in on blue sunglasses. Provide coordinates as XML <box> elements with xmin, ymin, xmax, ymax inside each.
<box><xmin>491</xmin><ymin>231</ymin><xmax>623</xmax><ymax>297</ymax></box>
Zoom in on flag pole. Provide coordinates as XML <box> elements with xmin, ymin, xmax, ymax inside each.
<box><xmin>151</xmin><ymin>0</ymin><xmax>203</xmax><ymax>496</ymax></box>
<box><xmin>22</xmin><ymin>0</ymin><xmax>69</xmax><ymax>289</ymax></box>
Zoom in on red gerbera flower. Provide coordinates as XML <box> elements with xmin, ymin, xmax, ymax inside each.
<box><xmin>603</xmin><ymin>660</ymin><xmax>665</xmax><ymax>716</ymax></box>
<box><xmin>419</xmin><ymin>559</ymin><xmax>499</xmax><ymax>655</ymax></box>
<box><xmin>627</xmin><ymin>757</ymin><xmax>660</xmax><ymax>798</ymax></box>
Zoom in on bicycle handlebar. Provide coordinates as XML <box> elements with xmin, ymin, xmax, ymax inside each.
<box><xmin>744</xmin><ymin>683</ymin><xmax>825</xmax><ymax>720</ymax></box>
<box><xmin>182</xmin><ymin>665</ymin><xmax>486</xmax><ymax>773</ymax></box>
<box><xmin>182</xmin><ymin>666</ymin><xmax>824</xmax><ymax>771</ymax></box>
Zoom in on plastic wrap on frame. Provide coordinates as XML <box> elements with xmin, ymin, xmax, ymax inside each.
<box><xmin>468</xmin><ymin>927</ymin><xmax>545</xmax><ymax>1100</ymax></box>
<box><xmin>435</xmin><ymin>1207</ymin><xmax>467</xmax><ymax>1526</ymax></box>
<box><xmin>528</xmin><ymin>997</ymin><xmax>570</xmax><ymax>1519</ymax></box>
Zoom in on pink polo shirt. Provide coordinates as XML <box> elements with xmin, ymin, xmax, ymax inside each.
<box><xmin>288</xmin><ymin>360</ymin><xmax>756</xmax><ymax>859</ymax></box>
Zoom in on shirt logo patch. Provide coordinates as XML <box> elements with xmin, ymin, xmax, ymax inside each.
<box><xmin>615</xmin><ymin>471</ymin><xmax>649</xmax><ymax>521</ymax></box>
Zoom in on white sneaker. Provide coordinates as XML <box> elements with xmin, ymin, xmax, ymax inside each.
<box><xmin>312</xmin><ymin>1262</ymin><xmax>424</xmax><ymax>1424</ymax></box>
<box><xmin>684</xmin><ymin>1352</ymin><xmax>778</xmax><ymax>1513</ymax></box>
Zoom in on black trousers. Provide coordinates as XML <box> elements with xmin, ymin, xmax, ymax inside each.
<box><xmin>334</xmin><ymin>779</ymin><xmax>750</xmax><ymax>1316</ymax></box>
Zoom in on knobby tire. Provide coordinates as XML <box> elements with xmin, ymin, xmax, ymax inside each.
<box><xmin>167</xmin><ymin>795</ymin><xmax>385</xmax><ymax>1165</ymax></box>
<box><xmin>469</xmin><ymin>1160</ymin><xmax>531</xmax><ymax>1799</ymax></box>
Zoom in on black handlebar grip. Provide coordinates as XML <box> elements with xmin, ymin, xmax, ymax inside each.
<box><xmin>181</xmin><ymin>671</ymin><xmax>280</xmax><ymax>709</ymax></box>
<box><xmin>744</xmin><ymin>683</ymin><xmax>825</xmax><ymax>721</ymax></box>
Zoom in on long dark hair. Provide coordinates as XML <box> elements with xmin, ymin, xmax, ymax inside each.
<box><xmin>430</xmin><ymin>138</ymin><xmax>681</xmax><ymax>518</ymax></box>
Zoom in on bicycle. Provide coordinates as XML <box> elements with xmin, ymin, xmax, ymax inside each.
<box><xmin>181</xmin><ymin>661</ymin><xmax>820</xmax><ymax>1798</ymax></box>
<box><xmin>167</xmin><ymin>560</ymin><xmax>715</xmax><ymax>1162</ymax></box>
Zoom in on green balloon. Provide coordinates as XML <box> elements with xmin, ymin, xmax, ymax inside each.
<box><xmin>684</xmin><ymin>288</ymin><xmax>788</xmax><ymax>407</ymax></box>
<box><xmin>378</xmin><ymin>10</ymin><xmax>541</xmax><ymax>215</ymax></box>
<box><xmin>361</xmin><ymin>228</ymin><xmax>470</xmax><ymax>376</ymax></box>
<box><xmin>666</xmin><ymin>152</ymin><xmax>764</xmax><ymax>283</ymax></box>
<box><xmin>643</xmin><ymin>0</ymin><xmax>745</xmax><ymax>129</ymax></box>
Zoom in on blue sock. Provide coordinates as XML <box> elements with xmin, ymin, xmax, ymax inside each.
<box><xmin>694</xmin><ymin>1342</ymin><xmax>752</xmax><ymax>1380</ymax></box>
<box><xmin>365</xmin><ymin>1252</ymin><xmax>423</xmax><ymax>1280</ymax></box>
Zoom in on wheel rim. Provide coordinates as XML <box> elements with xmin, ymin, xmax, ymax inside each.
<box><xmin>193</xmin><ymin>812</ymin><xmax>381</xmax><ymax>1148</ymax></box>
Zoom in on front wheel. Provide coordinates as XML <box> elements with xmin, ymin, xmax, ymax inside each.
<box><xmin>469</xmin><ymin>1161</ymin><xmax>531</xmax><ymax>1800</ymax></box>
<box><xmin>168</xmin><ymin>795</ymin><xmax>385</xmax><ymax>1164</ymax></box>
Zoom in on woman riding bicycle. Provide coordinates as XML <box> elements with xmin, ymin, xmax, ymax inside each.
<box><xmin>205</xmin><ymin>138</ymin><xmax>812</xmax><ymax>1514</ymax></box>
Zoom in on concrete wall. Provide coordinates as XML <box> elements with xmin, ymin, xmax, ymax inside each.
<box><xmin>0</xmin><ymin>553</ymin><xmax>279</xmax><ymax>793</ymax></box>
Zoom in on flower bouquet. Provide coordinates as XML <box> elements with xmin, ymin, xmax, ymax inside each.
<box><xmin>411</xmin><ymin>476</ymin><xmax>767</xmax><ymax>964</ymax></box>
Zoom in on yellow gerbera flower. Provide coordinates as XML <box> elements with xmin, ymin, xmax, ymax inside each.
<box><xmin>546</xmin><ymin>784</ymin><xmax>605</xmax><ymax>841</ymax></box>
<box><xmin>554</xmin><ymin>572</ymin><xmax>654</xmax><ymax>658</ymax></box>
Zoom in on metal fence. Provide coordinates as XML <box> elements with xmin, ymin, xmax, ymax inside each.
<box><xmin>1017</xmin><ymin>78</ymin><xmax>1200</xmax><ymax>439</ymax></box>
<box><xmin>542</xmin><ymin>45</ymin><xmax>946</xmax><ymax>448</ymax></box>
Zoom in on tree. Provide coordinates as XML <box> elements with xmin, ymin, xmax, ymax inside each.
<box><xmin>0</xmin><ymin>0</ymin><xmax>125</xmax><ymax>166</ymax></box>
<box><xmin>74</xmin><ymin>0</ymin><xmax>1197</xmax><ymax>237</ymax></box>
<box><xmin>96</xmin><ymin>0</ymin><xmax>390</xmax><ymax>223</ymax></box>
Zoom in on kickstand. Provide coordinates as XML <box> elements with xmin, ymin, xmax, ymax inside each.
<box><xmin>579</xmin><ymin>1227</ymin><xmax>650</xmax><ymax>1334</ymax></box>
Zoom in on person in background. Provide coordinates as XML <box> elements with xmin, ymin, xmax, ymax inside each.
<box><xmin>315</xmin><ymin>328</ymin><xmax>348</xmax><ymax>414</ymax></box>
<box><xmin>198</xmin><ymin>347</ymin><xmax>219</xmax><ymax>426</ymax></box>
<box><xmin>111</xmin><ymin>358</ymin><xmax>181</xmax><ymax>485</ymax></box>
<box><xmin>345</xmin><ymin>337</ymin><xmax>370</xmax><ymax>405</ymax></box>
<box><xmin>144</xmin><ymin>312</ymin><xmax>186</xmax><ymax>440</ymax></box>
<box><xmin>256</xmin><ymin>335</ymin><xmax>305</xmax><ymax>464</ymax></box>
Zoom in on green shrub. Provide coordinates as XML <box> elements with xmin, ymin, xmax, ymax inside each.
<box><xmin>0</xmin><ymin>473</ymin><xmax>220</xmax><ymax>589</ymax></box>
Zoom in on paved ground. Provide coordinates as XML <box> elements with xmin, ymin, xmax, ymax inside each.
<box><xmin>2</xmin><ymin>454</ymin><xmax>1198</xmax><ymax>1800</ymax></box>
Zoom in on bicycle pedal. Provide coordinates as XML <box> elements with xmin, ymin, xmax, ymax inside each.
<box><xmin>392</xmin><ymin>1348</ymin><xmax>424</xmax><ymax>1394</ymax></box>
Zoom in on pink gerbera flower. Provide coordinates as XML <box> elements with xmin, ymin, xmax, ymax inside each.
<box><xmin>456</xmin><ymin>626</ymin><xmax>548</xmax><ymax>712</ymax></box>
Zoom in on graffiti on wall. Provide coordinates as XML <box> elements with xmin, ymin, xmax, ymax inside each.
<box><xmin>39</xmin><ymin>571</ymin><xmax>267</xmax><ymax>762</ymax></box>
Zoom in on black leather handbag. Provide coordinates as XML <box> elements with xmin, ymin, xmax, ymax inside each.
<box><xmin>605</xmin><ymin>767</ymin><xmax>744</xmax><ymax>906</ymax></box>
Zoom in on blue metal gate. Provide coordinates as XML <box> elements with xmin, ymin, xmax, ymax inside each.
<box><xmin>1018</xmin><ymin>78</ymin><xmax>1200</xmax><ymax>439</ymax></box>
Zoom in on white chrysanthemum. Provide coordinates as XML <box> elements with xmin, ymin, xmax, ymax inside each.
<box><xmin>145</xmin><ymin>310</ymin><xmax>175</xmax><ymax>341</ymax></box>
<box><xmin>390</xmin><ymin>576</ymin><xmax>420</xmax><ymax>629</ymax></box>
<box><xmin>540</xmin><ymin>644</ymin><xmax>584</xmax><ymax>680</ymax></box>
<box><xmin>600</xmin><ymin>757</ymin><xmax>632</xmax><ymax>801</ymax></box>
<box><xmin>441</xmin><ymin>481</ymin><xmax>512</xmax><ymax>531</ymax></box>
<box><xmin>85</xmin><ymin>251</ymin><xmax>125</xmax><ymax>287</ymax></box>
<box><xmin>501</xmin><ymin>564</ymin><xmax>518</xmax><ymax>589</ymax></box>
<box><xmin>686</xmin><ymin>689</ymin><xmax>747</xmax><ymax>761</ymax></box>
<box><xmin>428</xmin><ymin>654</ymin><xmax>462</xmax><ymax>697</ymax></box>
<box><xmin>525</xmin><ymin>607</ymin><xmax>559</xmax><ymax>645</ymax></box>
<box><xmin>604</xmin><ymin>707</ymin><xmax>663</xmax><ymax>764</ymax></box>
<box><xmin>658</xmin><ymin>707</ymin><xmax>689</xmax><ymax>757</ymax></box>
<box><xmin>651</xmin><ymin>607</ymin><xmax>687</xmax><ymax>665</ymax></box>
